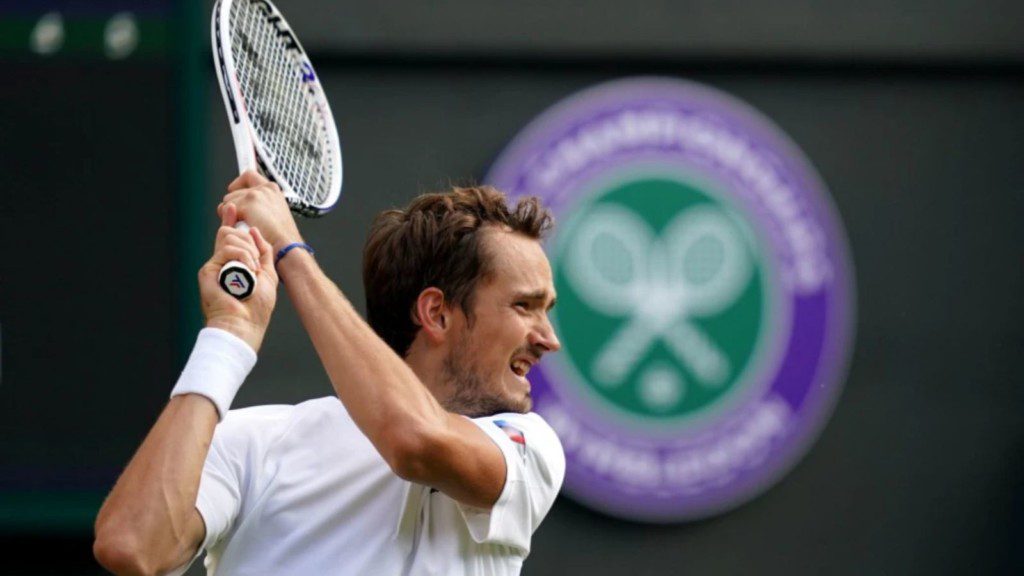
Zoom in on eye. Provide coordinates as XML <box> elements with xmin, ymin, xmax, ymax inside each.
<box><xmin>513</xmin><ymin>301</ymin><xmax>529</xmax><ymax>311</ymax></box>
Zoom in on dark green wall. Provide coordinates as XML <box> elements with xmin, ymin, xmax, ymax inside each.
<box><xmin>1</xmin><ymin>1</ymin><xmax>1021</xmax><ymax>573</ymax></box>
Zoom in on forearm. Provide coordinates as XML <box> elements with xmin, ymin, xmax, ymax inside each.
<box><xmin>94</xmin><ymin>395</ymin><xmax>215</xmax><ymax>574</ymax></box>
<box><xmin>278</xmin><ymin>251</ymin><xmax>448</xmax><ymax>459</ymax></box>
<box><xmin>94</xmin><ymin>190</ymin><xmax>276</xmax><ymax>574</ymax></box>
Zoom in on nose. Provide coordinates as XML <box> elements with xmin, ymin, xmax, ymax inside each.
<box><xmin>530</xmin><ymin>315</ymin><xmax>561</xmax><ymax>353</ymax></box>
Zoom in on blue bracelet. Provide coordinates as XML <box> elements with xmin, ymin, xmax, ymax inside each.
<box><xmin>275</xmin><ymin>242</ymin><xmax>315</xmax><ymax>266</ymax></box>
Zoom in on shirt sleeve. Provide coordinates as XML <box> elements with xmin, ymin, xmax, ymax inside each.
<box><xmin>166</xmin><ymin>405</ymin><xmax>291</xmax><ymax>575</ymax></box>
<box><xmin>456</xmin><ymin>412</ymin><xmax>566</xmax><ymax>553</ymax></box>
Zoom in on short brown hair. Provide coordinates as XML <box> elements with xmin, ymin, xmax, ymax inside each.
<box><xmin>362</xmin><ymin>185</ymin><xmax>553</xmax><ymax>356</ymax></box>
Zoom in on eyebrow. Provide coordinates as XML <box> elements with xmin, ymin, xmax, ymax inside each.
<box><xmin>514</xmin><ymin>290</ymin><xmax>557</xmax><ymax>310</ymax></box>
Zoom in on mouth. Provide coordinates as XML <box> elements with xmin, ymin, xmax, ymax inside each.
<box><xmin>510</xmin><ymin>358</ymin><xmax>533</xmax><ymax>381</ymax></box>
<box><xmin>507</xmin><ymin>352</ymin><xmax>540</xmax><ymax>387</ymax></box>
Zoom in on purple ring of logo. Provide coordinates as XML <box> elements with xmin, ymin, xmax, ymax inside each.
<box><xmin>487</xmin><ymin>77</ymin><xmax>855</xmax><ymax>522</ymax></box>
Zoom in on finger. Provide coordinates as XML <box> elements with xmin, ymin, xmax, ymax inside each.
<box><xmin>227</xmin><ymin>170</ymin><xmax>268</xmax><ymax>192</ymax></box>
<box><xmin>223</xmin><ymin>186</ymin><xmax>283</xmax><ymax>226</ymax></box>
<box><xmin>226</xmin><ymin>175</ymin><xmax>246</xmax><ymax>192</ymax></box>
<box><xmin>220</xmin><ymin>202</ymin><xmax>238</xmax><ymax>228</ymax></box>
<box><xmin>223</xmin><ymin>189</ymin><xmax>246</xmax><ymax>205</ymax></box>
<box><xmin>218</xmin><ymin>245</ymin><xmax>260</xmax><ymax>271</ymax></box>
<box><xmin>217</xmin><ymin>231</ymin><xmax>259</xmax><ymax>269</ymax></box>
<box><xmin>215</xmin><ymin>224</ymin><xmax>255</xmax><ymax>252</ymax></box>
<box><xmin>251</xmin><ymin>227</ymin><xmax>276</xmax><ymax>272</ymax></box>
<box><xmin>215</xmin><ymin>225</ymin><xmax>234</xmax><ymax>248</ymax></box>
<box><xmin>222</xmin><ymin>191</ymin><xmax>251</xmax><ymax>222</ymax></box>
<box><xmin>224</xmin><ymin>181</ymin><xmax>280</xmax><ymax>203</ymax></box>
<box><xmin>221</xmin><ymin>230</ymin><xmax>261</xmax><ymax>266</ymax></box>
<box><xmin>222</xmin><ymin>189</ymin><xmax>256</xmax><ymax>211</ymax></box>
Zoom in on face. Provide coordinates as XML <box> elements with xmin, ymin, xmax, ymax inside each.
<box><xmin>441</xmin><ymin>230</ymin><xmax>561</xmax><ymax>417</ymax></box>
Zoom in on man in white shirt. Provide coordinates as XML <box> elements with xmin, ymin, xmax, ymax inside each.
<box><xmin>93</xmin><ymin>172</ymin><xmax>565</xmax><ymax>575</ymax></box>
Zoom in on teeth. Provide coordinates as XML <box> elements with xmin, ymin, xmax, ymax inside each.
<box><xmin>511</xmin><ymin>360</ymin><xmax>530</xmax><ymax>376</ymax></box>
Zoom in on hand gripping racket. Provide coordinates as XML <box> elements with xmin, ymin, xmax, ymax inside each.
<box><xmin>212</xmin><ymin>0</ymin><xmax>342</xmax><ymax>299</ymax></box>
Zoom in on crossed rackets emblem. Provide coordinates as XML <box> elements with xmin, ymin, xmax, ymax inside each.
<box><xmin>564</xmin><ymin>203</ymin><xmax>754</xmax><ymax>396</ymax></box>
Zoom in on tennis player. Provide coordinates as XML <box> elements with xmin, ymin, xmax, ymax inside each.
<box><xmin>94</xmin><ymin>171</ymin><xmax>565</xmax><ymax>575</ymax></box>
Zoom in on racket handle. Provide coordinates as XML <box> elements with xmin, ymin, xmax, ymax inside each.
<box><xmin>218</xmin><ymin>221</ymin><xmax>257</xmax><ymax>300</ymax></box>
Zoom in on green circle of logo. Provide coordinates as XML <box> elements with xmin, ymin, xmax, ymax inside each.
<box><xmin>553</xmin><ymin>175</ymin><xmax>773</xmax><ymax>423</ymax></box>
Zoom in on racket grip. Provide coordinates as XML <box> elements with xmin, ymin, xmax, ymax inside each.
<box><xmin>218</xmin><ymin>221</ymin><xmax>257</xmax><ymax>300</ymax></box>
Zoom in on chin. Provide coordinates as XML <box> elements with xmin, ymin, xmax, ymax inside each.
<box><xmin>444</xmin><ymin>388</ymin><xmax>526</xmax><ymax>418</ymax></box>
<box><xmin>442</xmin><ymin>355</ymin><xmax>533</xmax><ymax>416</ymax></box>
<box><xmin>519</xmin><ymin>394</ymin><xmax>533</xmax><ymax>413</ymax></box>
<box><xmin>506</xmin><ymin>385</ymin><xmax>533</xmax><ymax>414</ymax></box>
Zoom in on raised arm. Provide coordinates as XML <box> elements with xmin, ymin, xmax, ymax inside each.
<box><xmin>93</xmin><ymin>205</ymin><xmax>277</xmax><ymax>575</ymax></box>
<box><xmin>279</xmin><ymin>251</ymin><xmax>508</xmax><ymax>507</ymax></box>
<box><xmin>222</xmin><ymin>171</ymin><xmax>509</xmax><ymax>508</ymax></box>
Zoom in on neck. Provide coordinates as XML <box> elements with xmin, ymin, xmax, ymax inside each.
<box><xmin>403</xmin><ymin>342</ymin><xmax>449</xmax><ymax>405</ymax></box>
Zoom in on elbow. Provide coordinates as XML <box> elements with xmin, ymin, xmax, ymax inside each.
<box><xmin>93</xmin><ymin>533</ymin><xmax>156</xmax><ymax>576</ymax></box>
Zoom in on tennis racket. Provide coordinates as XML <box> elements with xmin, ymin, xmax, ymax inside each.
<box><xmin>212</xmin><ymin>0</ymin><xmax>342</xmax><ymax>299</ymax></box>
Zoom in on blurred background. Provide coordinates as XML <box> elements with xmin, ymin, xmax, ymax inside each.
<box><xmin>1</xmin><ymin>0</ymin><xmax>1022</xmax><ymax>574</ymax></box>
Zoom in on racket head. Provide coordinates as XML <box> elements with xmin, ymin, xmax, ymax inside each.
<box><xmin>213</xmin><ymin>0</ymin><xmax>342</xmax><ymax>217</ymax></box>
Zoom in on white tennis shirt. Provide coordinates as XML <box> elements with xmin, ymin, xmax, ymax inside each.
<box><xmin>171</xmin><ymin>396</ymin><xmax>565</xmax><ymax>575</ymax></box>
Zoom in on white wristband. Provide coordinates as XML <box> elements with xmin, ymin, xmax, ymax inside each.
<box><xmin>170</xmin><ymin>328</ymin><xmax>257</xmax><ymax>420</ymax></box>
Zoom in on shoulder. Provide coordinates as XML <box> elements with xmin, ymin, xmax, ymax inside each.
<box><xmin>454</xmin><ymin>412</ymin><xmax>565</xmax><ymax>550</ymax></box>
<box><xmin>472</xmin><ymin>412</ymin><xmax>562</xmax><ymax>447</ymax></box>
<box><xmin>471</xmin><ymin>412</ymin><xmax>565</xmax><ymax>475</ymax></box>
<box><xmin>221</xmin><ymin>396</ymin><xmax>341</xmax><ymax>425</ymax></box>
<box><xmin>218</xmin><ymin>403</ymin><xmax>293</xmax><ymax>435</ymax></box>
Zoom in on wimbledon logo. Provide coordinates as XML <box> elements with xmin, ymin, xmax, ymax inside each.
<box><xmin>486</xmin><ymin>78</ymin><xmax>855</xmax><ymax>522</ymax></box>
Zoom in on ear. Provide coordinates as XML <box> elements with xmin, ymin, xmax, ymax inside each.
<box><xmin>413</xmin><ymin>287</ymin><xmax>450</xmax><ymax>345</ymax></box>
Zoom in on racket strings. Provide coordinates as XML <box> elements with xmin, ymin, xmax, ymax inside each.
<box><xmin>229</xmin><ymin>0</ymin><xmax>333</xmax><ymax>207</ymax></box>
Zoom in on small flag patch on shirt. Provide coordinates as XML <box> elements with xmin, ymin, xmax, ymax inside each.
<box><xmin>494</xmin><ymin>420</ymin><xmax>526</xmax><ymax>456</ymax></box>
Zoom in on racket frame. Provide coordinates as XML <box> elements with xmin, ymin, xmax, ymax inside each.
<box><xmin>212</xmin><ymin>0</ymin><xmax>343</xmax><ymax>217</ymax></box>
<box><xmin>210</xmin><ymin>0</ymin><xmax>342</xmax><ymax>299</ymax></box>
